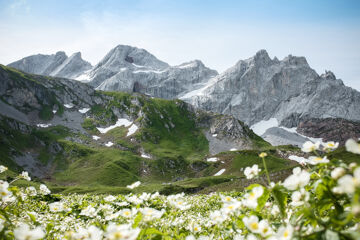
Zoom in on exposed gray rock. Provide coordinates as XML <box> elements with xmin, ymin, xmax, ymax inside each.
<box><xmin>195</xmin><ymin>110</ymin><xmax>260</xmax><ymax>155</ymax></box>
<box><xmin>8</xmin><ymin>51</ymin><xmax>92</xmax><ymax>79</ymax></box>
<box><xmin>0</xmin><ymin>65</ymin><xmax>100</xmax><ymax>127</ymax></box>
<box><xmin>182</xmin><ymin>50</ymin><xmax>360</xmax><ymax>127</ymax></box>
<box><xmin>87</xmin><ymin>45</ymin><xmax>218</xmax><ymax>99</ymax></box>
<box><xmin>262</xmin><ymin>127</ymin><xmax>310</xmax><ymax>147</ymax></box>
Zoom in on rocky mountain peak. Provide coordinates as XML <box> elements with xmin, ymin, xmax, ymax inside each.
<box><xmin>321</xmin><ymin>70</ymin><xmax>336</xmax><ymax>80</ymax></box>
<box><xmin>282</xmin><ymin>54</ymin><xmax>309</xmax><ymax>67</ymax></box>
<box><xmin>94</xmin><ymin>44</ymin><xmax>169</xmax><ymax>71</ymax></box>
<box><xmin>55</xmin><ymin>51</ymin><xmax>66</xmax><ymax>58</ymax></box>
<box><xmin>183</xmin><ymin>50</ymin><xmax>360</xmax><ymax>127</ymax></box>
<box><xmin>251</xmin><ymin>49</ymin><xmax>272</xmax><ymax>66</ymax></box>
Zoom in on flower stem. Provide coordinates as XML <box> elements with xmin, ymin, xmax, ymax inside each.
<box><xmin>262</xmin><ymin>156</ymin><xmax>271</xmax><ymax>185</ymax></box>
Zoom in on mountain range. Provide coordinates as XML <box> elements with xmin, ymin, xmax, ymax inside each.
<box><xmin>7</xmin><ymin>45</ymin><xmax>360</xmax><ymax>146</ymax></box>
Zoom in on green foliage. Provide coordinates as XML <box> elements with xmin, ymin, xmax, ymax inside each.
<box><xmin>38</xmin><ymin>105</ymin><xmax>54</xmax><ymax>120</ymax></box>
<box><xmin>140</xmin><ymin>98</ymin><xmax>208</xmax><ymax>163</ymax></box>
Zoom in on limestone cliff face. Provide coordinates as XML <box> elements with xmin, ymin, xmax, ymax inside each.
<box><xmin>87</xmin><ymin>45</ymin><xmax>218</xmax><ymax>99</ymax></box>
<box><xmin>8</xmin><ymin>51</ymin><xmax>92</xmax><ymax>79</ymax></box>
<box><xmin>182</xmin><ymin>50</ymin><xmax>360</xmax><ymax>127</ymax></box>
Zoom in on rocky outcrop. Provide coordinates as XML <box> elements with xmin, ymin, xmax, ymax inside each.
<box><xmin>0</xmin><ymin>65</ymin><xmax>99</xmax><ymax>125</ymax></box>
<box><xmin>297</xmin><ymin>118</ymin><xmax>360</xmax><ymax>145</ymax></box>
<box><xmin>8</xmin><ymin>51</ymin><xmax>92</xmax><ymax>79</ymax></box>
<box><xmin>182</xmin><ymin>50</ymin><xmax>360</xmax><ymax>127</ymax></box>
<box><xmin>195</xmin><ymin>110</ymin><xmax>265</xmax><ymax>154</ymax></box>
<box><xmin>86</xmin><ymin>45</ymin><xmax>218</xmax><ymax>99</ymax></box>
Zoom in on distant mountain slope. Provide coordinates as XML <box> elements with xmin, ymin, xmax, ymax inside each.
<box><xmin>8</xmin><ymin>51</ymin><xmax>92</xmax><ymax>79</ymax></box>
<box><xmin>0</xmin><ymin>65</ymin><xmax>271</xmax><ymax>193</ymax></box>
<box><xmin>181</xmin><ymin>50</ymin><xmax>360</xmax><ymax>128</ymax></box>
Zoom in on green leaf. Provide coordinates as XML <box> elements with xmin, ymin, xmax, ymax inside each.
<box><xmin>132</xmin><ymin>212</ymin><xmax>143</xmax><ymax>228</ymax></box>
<box><xmin>272</xmin><ymin>184</ymin><xmax>288</xmax><ymax>218</ymax></box>
<box><xmin>27</xmin><ymin>213</ymin><xmax>37</xmax><ymax>224</ymax></box>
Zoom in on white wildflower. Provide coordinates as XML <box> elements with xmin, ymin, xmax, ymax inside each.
<box><xmin>39</xmin><ymin>184</ymin><xmax>51</xmax><ymax>195</ymax></box>
<box><xmin>290</xmin><ymin>188</ymin><xmax>310</xmax><ymax>207</ymax></box>
<box><xmin>283</xmin><ymin>167</ymin><xmax>310</xmax><ymax>190</ymax></box>
<box><xmin>105</xmin><ymin>223</ymin><xmax>140</xmax><ymax>240</ymax></box>
<box><xmin>323</xmin><ymin>141</ymin><xmax>339</xmax><ymax>151</ymax></box>
<box><xmin>209</xmin><ymin>210</ymin><xmax>228</xmax><ymax>224</ymax></box>
<box><xmin>21</xmin><ymin>171</ymin><xmax>31</xmax><ymax>181</ymax></box>
<box><xmin>301</xmin><ymin>141</ymin><xmax>320</xmax><ymax>153</ymax></box>
<box><xmin>14</xmin><ymin>223</ymin><xmax>45</xmax><ymax>240</ymax></box>
<box><xmin>334</xmin><ymin>167</ymin><xmax>360</xmax><ymax>194</ymax></box>
<box><xmin>243</xmin><ymin>215</ymin><xmax>260</xmax><ymax>233</ymax></box>
<box><xmin>0</xmin><ymin>180</ymin><xmax>12</xmax><ymax>200</ymax></box>
<box><xmin>139</xmin><ymin>207</ymin><xmax>164</xmax><ymax>221</ymax></box>
<box><xmin>118</xmin><ymin>208</ymin><xmax>137</xmax><ymax>218</ymax></box>
<box><xmin>244</xmin><ymin>164</ymin><xmax>261</xmax><ymax>179</ymax></box>
<box><xmin>80</xmin><ymin>205</ymin><xmax>97</xmax><ymax>217</ymax></box>
<box><xmin>331</xmin><ymin>167</ymin><xmax>345</xmax><ymax>179</ymax></box>
<box><xmin>25</xmin><ymin>186</ymin><xmax>37</xmax><ymax>196</ymax></box>
<box><xmin>73</xmin><ymin>225</ymin><xmax>103</xmax><ymax>240</ymax></box>
<box><xmin>49</xmin><ymin>202</ymin><xmax>65</xmax><ymax>212</ymax></box>
<box><xmin>307</xmin><ymin>156</ymin><xmax>329</xmax><ymax>165</ymax></box>
<box><xmin>169</xmin><ymin>197</ymin><xmax>191</xmax><ymax>210</ymax></box>
<box><xmin>275</xmin><ymin>225</ymin><xmax>294</xmax><ymax>240</ymax></box>
<box><xmin>345</xmin><ymin>139</ymin><xmax>360</xmax><ymax>154</ymax></box>
<box><xmin>104</xmin><ymin>195</ymin><xmax>116</xmax><ymax>202</ymax></box>
<box><xmin>258</xmin><ymin>219</ymin><xmax>274</xmax><ymax>237</ymax></box>
<box><xmin>243</xmin><ymin>186</ymin><xmax>263</xmax><ymax>209</ymax></box>
<box><xmin>0</xmin><ymin>165</ymin><xmax>8</xmax><ymax>173</ymax></box>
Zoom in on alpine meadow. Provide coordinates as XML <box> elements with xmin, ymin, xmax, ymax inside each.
<box><xmin>0</xmin><ymin>0</ymin><xmax>360</xmax><ymax>239</ymax></box>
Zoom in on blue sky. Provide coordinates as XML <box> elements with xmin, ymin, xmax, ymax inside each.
<box><xmin>1</xmin><ymin>0</ymin><xmax>360</xmax><ymax>89</ymax></box>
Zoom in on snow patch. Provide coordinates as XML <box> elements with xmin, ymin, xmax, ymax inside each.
<box><xmin>105</xmin><ymin>142</ymin><xmax>114</xmax><ymax>147</ymax></box>
<box><xmin>179</xmin><ymin>77</ymin><xmax>218</xmax><ymax>99</ymax></box>
<box><xmin>207</xmin><ymin>157</ymin><xmax>218</xmax><ymax>162</ymax></box>
<box><xmin>92</xmin><ymin>136</ymin><xmax>100</xmax><ymax>140</ymax></box>
<box><xmin>75</xmin><ymin>71</ymin><xmax>90</xmax><ymax>81</ymax></box>
<box><xmin>141</xmin><ymin>153</ymin><xmax>151</xmax><ymax>159</ymax></box>
<box><xmin>230</xmin><ymin>148</ymin><xmax>238</xmax><ymax>151</ymax></box>
<box><xmin>127</xmin><ymin>124</ymin><xmax>138</xmax><ymax>136</ymax></box>
<box><xmin>132</xmin><ymin>63</ymin><xmax>145</xmax><ymax>68</ymax></box>
<box><xmin>64</xmin><ymin>103</ymin><xmax>74</xmax><ymax>109</ymax></box>
<box><xmin>214</xmin><ymin>169</ymin><xmax>226</xmax><ymax>176</ymax></box>
<box><xmin>36</xmin><ymin>123</ymin><xmax>51</xmax><ymax>128</ymax></box>
<box><xmin>133</xmin><ymin>69</ymin><xmax>167</xmax><ymax>74</ymax></box>
<box><xmin>52</xmin><ymin>110</ymin><xmax>57</xmax><ymax>114</ymax></box>
<box><xmin>212</xmin><ymin>134</ymin><xmax>217</xmax><ymax>137</ymax></box>
<box><xmin>177</xmin><ymin>62</ymin><xmax>197</xmax><ymax>69</ymax></box>
<box><xmin>250</xmin><ymin>118</ymin><xmax>279</xmax><ymax>136</ymax></box>
<box><xmin>97</xmin><ymin>118</ymin><xmax>133</xmax><ymax>134</ymax></box>
<box><xmin>78</xmin><ymin>108</ymin><xmax>90</xmax><ymax>114</ymax></box>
